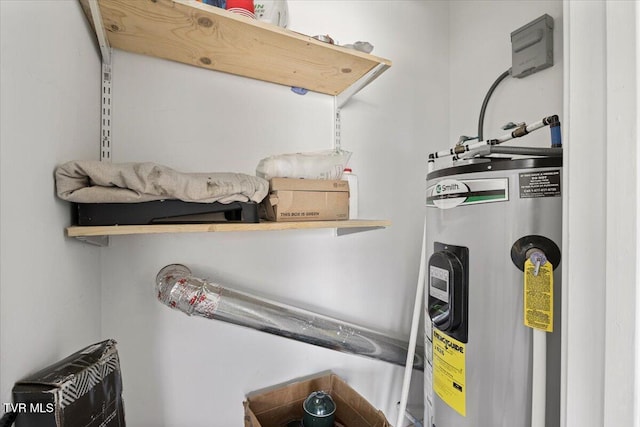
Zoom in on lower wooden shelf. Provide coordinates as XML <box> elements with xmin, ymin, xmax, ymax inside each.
<box><xmin>66</xmin><ymin>219</ymin><xmax>391</xmax><ymax>237</ymax></box>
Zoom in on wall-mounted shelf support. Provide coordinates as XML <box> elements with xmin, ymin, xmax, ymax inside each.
<box><xmin>100</xmin><ymin>62</ymin><xmax>112</xmax><ymax>162</ymax></box>
<box><xmin>332</xmin><ymin>61</ymin><xmax>388</xmax><ymax>152</ymax></box>
<box><xmin>74</xmin><ymin>235</ymin><xmax>110</xmax><ymax>247</ymax></box>
<box><xmin>334</xmin><ymin>99</ymin><xmax>342</xmax><ymax>152</ymax></box>
<box><xmin>336</xmin><ymin>62</ymin><xmax>389</xmax><ymax>109</ymax></box>
<box><xmin>88</xmin><ymin>0</ymin><xmax>113</xmax><ymax>246</ymax></box>
<box><xmin>336</xmin><ymin>226</ymin><xmax>387</xmax><ymax>236</ymax></box>
<box><xmin>89</xmin><ymin>0</ymin><xmax>113</xmax><ymax>162</ymax></box>
<box><xmin>88</xmin><ymin>0</ymin><xmax>111</xmax><ymax>64</ymax></box>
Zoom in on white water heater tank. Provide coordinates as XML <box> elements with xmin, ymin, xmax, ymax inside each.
<box><xmin>424</xmin><ymin>156</ymin><xmax>562</xmax><ymax>427</ymax></box>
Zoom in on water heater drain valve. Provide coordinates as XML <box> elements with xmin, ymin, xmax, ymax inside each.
<box><xmin>510</xmin><ymin>235</ymin><xmax>561</xmax><ymax>272</ymax></box>
<box><xmin>527</xmin><ymin>249</ymin><xmax>548</xmax><ymax>276</ymax></box>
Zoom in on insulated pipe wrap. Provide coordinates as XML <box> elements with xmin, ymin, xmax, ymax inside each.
<box><xmin>156</xmin><ymin>264</ymin><xmax>424</xmax><ymax>370</ymax></box>
<box><xmin>157</xmin><ymin>264</ymin><xmax>222</xmax><ymax>318</ymax></box>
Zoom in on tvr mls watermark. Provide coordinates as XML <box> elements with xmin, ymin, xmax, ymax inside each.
<box><xmin>3</xmin><ymin>402</ymin><xmax>55</xmax><ymax>413</ymax></box>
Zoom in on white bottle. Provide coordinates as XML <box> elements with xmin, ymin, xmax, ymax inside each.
<box><xmin>343</xmin><ymin>168</ymin><xmax>358</xmax><ymax>219</ymax></box>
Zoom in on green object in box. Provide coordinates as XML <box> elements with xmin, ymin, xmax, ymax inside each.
<box><xmin>302</xmin><ymin>391</ymin><xmax>336</xmax><ymax>427</ymax></box>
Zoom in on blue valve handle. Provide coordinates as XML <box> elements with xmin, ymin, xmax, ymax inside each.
<box><xmin>550</xmin><ymin>123</ymin><xmax>562</xmax><ymax>147</ymax></box>
<box><xmin>529</xmin><ymin>251</ymin><xmax>547</xmax><ymax>276</ymax></box>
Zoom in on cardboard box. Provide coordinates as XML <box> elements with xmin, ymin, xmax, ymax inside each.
<box><xmin>243</xmin><ymin>372</ymin><xmax>391</xmax><ymax>427</ymax></box>
<box><xmin>12</xmin><ymin>339</ymin><xmax>125</xmax><ymax>427</ymax></box>
<box><xmin>262</xmin><ymin>178</ymin><xmax>349</xmax><ymax>222</ymax></box>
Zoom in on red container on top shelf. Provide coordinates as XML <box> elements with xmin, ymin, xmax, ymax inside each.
<box><xmin>226</xmin><ymin>0</ymin><xmax>255</xmax><ymax>18</ymax></box>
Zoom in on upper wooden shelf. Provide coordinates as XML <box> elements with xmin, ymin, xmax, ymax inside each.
<box><xmin>79</xmin><ymin>0</ymin><xmax>392</xmax><ymax>96</ymax></box>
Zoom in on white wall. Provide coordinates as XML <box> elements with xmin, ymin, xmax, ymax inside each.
<box><xmin>602</xmin><ymin>4</ymin><xmax>638</xmax><ymax>425</ymax></box>
<box><xmin>563</xmin><ymin>1</ymin><xmax>639</xmax><ymax>426</ymax></box>
<box><xmin>562</xmin><ymin>2</ymin><xmax>607</xmax><ymax>425</ymax></box>
<box><xmin>0</xmin><ymin>0</ymin><xmax>102</xmax><ymax>406</ymax></box>
<box><xmin>98</xmin><ymin>1</ymin><xmax>448</xmax><ymax>426</ymax></box>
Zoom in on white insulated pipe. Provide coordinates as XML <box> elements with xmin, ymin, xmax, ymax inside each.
<box><xmin>395</xmin><ymin>219</ymin><xmax>427</xmax><ymax>427</ymax></box>
<box><xmin>526</xmin><ymin>250</ymin><xmax>549</xmax><ymax>427</ymax></box>
<box><xmin>155</xmin><ymin>264</ymin><xmax>424</xmax><ymax>370</ymax></box>
<box><xmin>531</xmin><ymin>329</ymin><xmax>547</xmax><ymax>427</ymax></box>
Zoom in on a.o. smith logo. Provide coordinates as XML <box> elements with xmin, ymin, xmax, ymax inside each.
<box><xmin>430</xmin><ymin>179</ymin><xmax>469</xmax><ymax>209</ymax></box>
<box><xmin>435</xmin><ymin>182</ymin><xmax>462</xmax><ymax>194</ymax></box>
<box><xmin>427</xmin><ymin>178</ymin><xmax>509</xmax><ymax>209</ymax></box>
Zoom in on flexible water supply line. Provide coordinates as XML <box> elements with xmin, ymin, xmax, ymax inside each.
<box><xmin>396</xmin><ymin>218</ymin><xmax>427</xmax><ymax>427</ymax></box>
<box><xmin>155</xmin><ymin>264</ymin><xmax>424</xmax><ymax>370</ymax></box>
<box><xmin>478</xmin><ymin>68</ymin><xmax>512</xmax><ymax>142</ymax></box>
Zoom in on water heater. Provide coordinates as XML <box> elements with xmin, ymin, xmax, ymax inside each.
<box><xmin>424</xmin><ymin>156</ymin><xmax>562</xmax><ymax>427</ymax></box>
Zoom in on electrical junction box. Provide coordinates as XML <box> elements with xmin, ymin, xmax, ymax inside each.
<box><xmin>511</xmin><ymin>14</ymin><xmax>554</xmax><ymax>78</ymax></box>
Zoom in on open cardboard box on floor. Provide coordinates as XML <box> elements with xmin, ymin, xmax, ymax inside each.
<box><xmin>243</xmin><ymin>372</ymin><xmax>391</xmax><ymax>427</ymax></box>
<box><xmin>261</xmin><ymin>178</ymin><xmax>349</xmax><ymax>222</ymax></box>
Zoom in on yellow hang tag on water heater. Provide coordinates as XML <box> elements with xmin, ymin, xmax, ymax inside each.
<box><xmin>524</xmin><ymin>258</ymin><xmax>553</xmax><ymax>332</ymax></box>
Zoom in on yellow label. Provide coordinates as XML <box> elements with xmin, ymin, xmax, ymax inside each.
<box><xmin>432</xmin><ymin>329</ymin><xmax>466</xmax><ymax>417</ymax></box>
<box><xmin>524</xmin><ymin>259</ymin><xmax>554</xmax><ymax>332</ymax></box>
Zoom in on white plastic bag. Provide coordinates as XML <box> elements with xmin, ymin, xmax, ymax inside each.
<box><xmin>256</xmin><ymin>149</ymin><xmax>352</xmax><ymax>180</ymax></box>
<box><xmin>254</xmin><ymin>0</ymin><xmax>289</xmax><ymax>27</ymax></box>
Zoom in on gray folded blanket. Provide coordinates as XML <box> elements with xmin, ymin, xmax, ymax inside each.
<box><xmin>55</xmin><ymin>160</ymin><xmax>269</xmax><ymax>204</ymax></box>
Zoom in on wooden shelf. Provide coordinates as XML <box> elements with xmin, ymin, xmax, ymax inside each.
<box><xmin>66</xmin><ymin>219</ymin><xmax>391</xmax><ymax>237</ymax></box>
<box><xmin>79</xmin><ymin>0</ymin><xmax>391</xmax><ymax>96</ymax></box>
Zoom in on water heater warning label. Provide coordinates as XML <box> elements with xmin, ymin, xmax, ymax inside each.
<box><xmin>519</xmin><ymin>170</ymin><xmax>561</xmax><ymax>198</ymax></box>
<box><xmin>524</xmin><ymin>259</ymin><xmax>554</xmax><ymax>332</ymax></box>
<box><xmin>433</xmin><ymin>329</ymin><xmax>466</xmax><ymax>417</ymax></box>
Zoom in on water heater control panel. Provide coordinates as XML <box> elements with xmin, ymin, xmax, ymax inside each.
<box><xmin>428</xmin><ymin>242</ymin><xmax>469</xmax><ymax>343</ymax></box>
